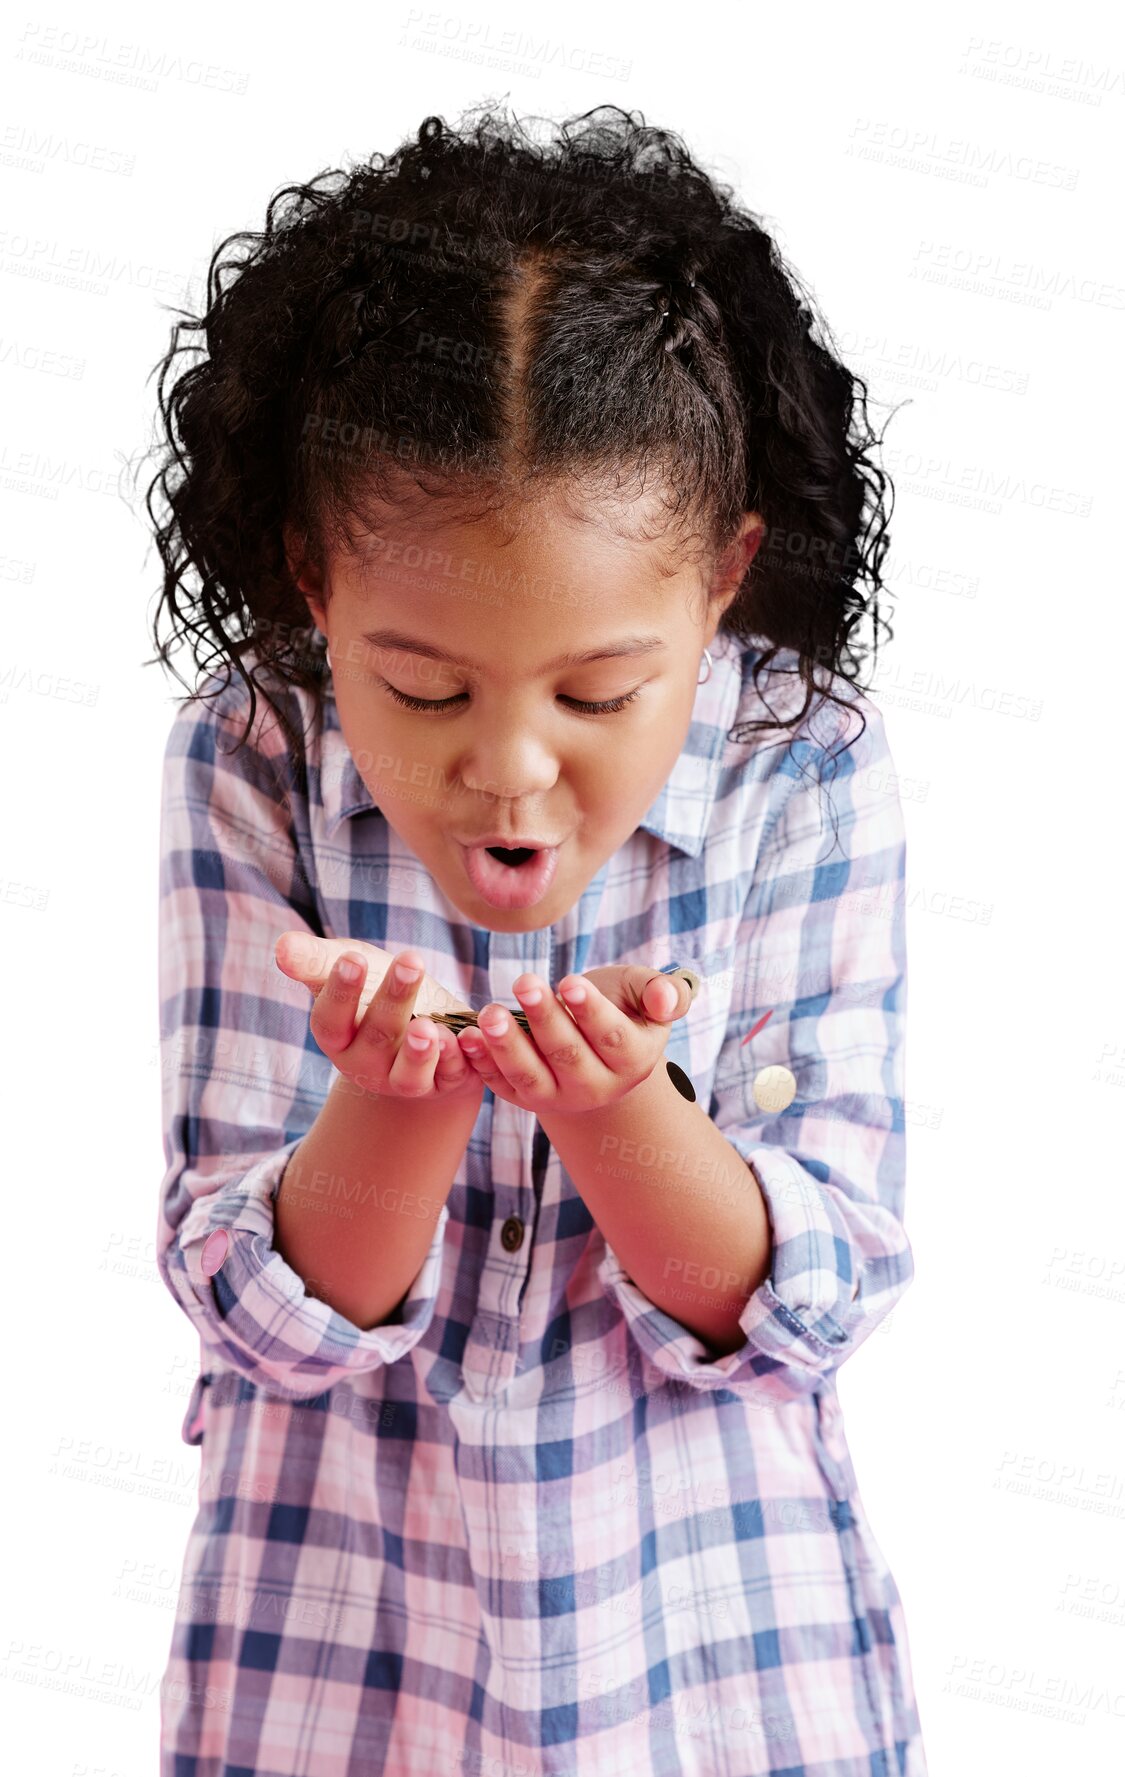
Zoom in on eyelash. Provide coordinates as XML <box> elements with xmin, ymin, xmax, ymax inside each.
<box><xmin>379</xmin><ymin>682</ymin><xmax>644</xmax><ymax>716</ymax></box>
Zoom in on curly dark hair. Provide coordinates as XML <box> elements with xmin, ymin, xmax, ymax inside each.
<box><xmin>139</xmin><ymin>101</ymin><xmax>901</xmax><ymax>777</ymax></box>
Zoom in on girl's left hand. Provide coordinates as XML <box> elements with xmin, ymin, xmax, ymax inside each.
<box><xmin>460</xmin><ymin>966</ymin><xmax>696</xmax><ymax>1116</ymax></box>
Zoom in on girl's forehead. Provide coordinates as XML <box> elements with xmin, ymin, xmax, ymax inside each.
<box><xmin>335</xmin><ymin>532</ymin><xmax>705</xmax><ymax>635</ymax></box>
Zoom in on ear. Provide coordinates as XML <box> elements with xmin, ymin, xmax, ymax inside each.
<box><xmin>283</xmin><ymin>521</ymin><xmax>328</xmax><ymax>632</ymax></box>
<box><xmin>704</xmin><ymin>511</ymin><xmax>766</xmax><ymax>640</ymax></box>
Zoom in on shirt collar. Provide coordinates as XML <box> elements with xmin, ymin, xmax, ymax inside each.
<box><xmin>319</xmin><ymin>626</ymin><xmax>747</xmax><ymax>859</ymax></box>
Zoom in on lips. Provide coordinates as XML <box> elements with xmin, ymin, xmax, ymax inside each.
<box><xmin>456</xmin><ymin>834</ymin><xmax>564</xmax><ymax>850</ymax></box>
<box><xmin>458</xmin><ymin>840</ymin><xmax>561</xmax><ymax>911</ymax></box>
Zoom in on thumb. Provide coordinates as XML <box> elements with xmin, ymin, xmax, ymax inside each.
<box><xmin>275</xmin><ymin>930</ymin><xmax>337</xmax><ymax>988</ymax></box>
<box><xmin>274</xmin><ymin>932</ymin><xmax>475</xmax><ymax>1022</ymax></box>
<box><xmin>640</xmin><ymin>967</ymin><xmax>700</xmax><ymax>1022</ymax></box>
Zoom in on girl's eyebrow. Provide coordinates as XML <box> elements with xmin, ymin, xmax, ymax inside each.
<box><xmin>359</xmin><ymin>627</ymin><xmax>667</xmax><ymax>674</ymax></box>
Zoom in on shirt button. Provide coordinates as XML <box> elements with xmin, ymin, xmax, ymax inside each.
<box><xmin>500</xmin><ymin>1216</ymin><xmax>525</xmax><ymax>1253</ymax></box>
<box><xmin>200</xmin><ymin>1229</ymin><xmax>230</xmax><ymax>1278</ymax></box>
<box><xmin>752</xmin><ymin>1065</ymin><xmax>797</xmax><ymax>1113</ymax></box>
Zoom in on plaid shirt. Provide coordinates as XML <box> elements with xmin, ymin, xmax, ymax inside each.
<box><xmin>156</xmin><ymin>626</ymin><xmax>926</xmax><ymax>1774</ymax></box>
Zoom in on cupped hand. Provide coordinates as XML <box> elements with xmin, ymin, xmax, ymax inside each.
<box><xmin>456</xmin><ymin>964</ymin><xmax>697</xmax><ymax>1116</ymax></box>
<box><xmin>275</xmin><ymin>931</ymin><xmax>482</xmax><ymax>1104</ymax></box>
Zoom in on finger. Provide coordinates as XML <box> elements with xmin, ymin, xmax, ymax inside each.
<box><xmin>669</xmin><ymin>967</ymin><xmax>700</xmax><ymax>1013</ymax></box>
<box><xmin>456</xmin><ymin>1026</ymin><xmax>498</xmax><ymax>1082</ymax></box>
<box><xmin>308</xmin><ymin>951</ymin><xmax>369</xmax><ymax>1055</ymax></box>
<box><xmin>459</xmin><ymin>1005</ymin><xmax>549</xmax><ymax>1097</ymax></box>
<box><xmin>554</xmin><ymin>974</ymin><xmax>636</xmax><ymax>1075</ymax></box>
<box><xmin>386</xmin><ymin>1013</ymin><xmax>443</xmax><ymax>1096</ymax></box>
<box><xmin>276</xmin><ymin>932</ymin><xmax>470</xmax><ymax>1024</ymax></box>
<box><xmin>343</xmin><ymin>948</ymin><xmax>426</xmax><ymax>1076</ymax></box>
<box><xmin>641</xmin><ymin>974</ymin><xmax>682</xmax><ymax>1020</ymax></box>
<box><xmin>276</xmin><ymin>930</ymin><xmax>337</xmax><ymax>989</ymax></box>
<box><xmin>512</xmin><ymin>973</ymin><xmax>591</xmax><ymax>1083</ymax></box>
<box><xmin>455</xmin><ymin>1031</ymin><xmax>523</xmax><ymax>1108</ymax></box>
<box><xmin>634</xmin><ymin>967</ymin><xmax>698</xmax><ymax>1022</ymax></box>
<box><xmin>276</xmin><ymin>931</ymin><xmax>391</xmax><ymax>999</ymax></box>
<box><xmin>433</xmin><ymin>1023</ymin><xmax>473</xmax><ymax>1083</ymax></box>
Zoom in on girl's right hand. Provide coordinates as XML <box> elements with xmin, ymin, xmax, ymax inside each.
<box><xmin>290</xmin><ymin>942</ymin><xmax>484</xmax><ymax>1105</ymax></box>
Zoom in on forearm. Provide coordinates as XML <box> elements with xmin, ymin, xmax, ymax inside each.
<box><xmin>275</xmin><ymin>1071</ymin><xmax>482</xmax><ymax>1332</ymax></box>
<box><xmin>537</xmin><ymin>1063</ymin><xmax>772</xmax><ymax>1355</ymax></box>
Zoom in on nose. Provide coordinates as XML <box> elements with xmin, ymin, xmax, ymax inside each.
<box><xmin>455</xmin><ymin>713</ymin><xmax>560</xmax><ymax>805</ymax></box>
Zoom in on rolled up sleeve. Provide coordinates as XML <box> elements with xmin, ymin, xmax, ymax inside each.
<box><xmin>599</xmin><ymin>695</ymin><xmax>915</xmax><ymax>1403</ymax></box>
<box><xmin>156</xmin><ymin>685</ymin><xmax>447</xmax><ymax>1404</ymax></box>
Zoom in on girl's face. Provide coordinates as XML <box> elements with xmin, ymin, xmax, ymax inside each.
<box><xmin>289</xmin><ymin>491</ymin><xmax>763</xmax><ymax>933</ymax></box>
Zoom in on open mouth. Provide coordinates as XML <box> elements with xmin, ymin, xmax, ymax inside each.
<box><xmin>485</xmin><ymin>846</ymin><xmax>537</xmax><ymax>867</ymax></box>
<box><xmin>459</xmin><ymin>842</ymin><xmax>561</xmax><ymax>911</ymax></box>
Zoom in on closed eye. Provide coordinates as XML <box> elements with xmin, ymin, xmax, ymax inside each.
<box><xmin>379</xmin><ymin>682</ymin><xmax>644</xmax><ymax>716</ymax></box>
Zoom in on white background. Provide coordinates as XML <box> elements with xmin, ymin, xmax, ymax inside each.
<box><xmin>3</xmin><ymin>0</ymin><xmax>1124</xmax><ymax>1770</ymax></box>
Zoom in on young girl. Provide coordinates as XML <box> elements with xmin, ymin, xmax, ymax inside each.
<box><xmin>148</xmin><ymin>104</ymin><xmax>925</xmax><ymax>1775</ymax></box>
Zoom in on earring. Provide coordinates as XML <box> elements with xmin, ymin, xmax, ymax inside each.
<box><xmin>697</xmin><ymin>647</ymin><xmax>713</xmax><ymax>685</ymax></box>
<box><xmin>325</xmin><ymin>643</ymin><xmax>333</xmax><ymax>669</ymax></box>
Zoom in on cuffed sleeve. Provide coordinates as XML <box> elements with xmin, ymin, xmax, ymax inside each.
<box><xmin>155</xmin><ymin>682</ymin><xmax>447</xmax><ymax>1404</ymax></box>
<box><xmin>167</xmin><ymin>1141</ymin><xmax>450</xmax><ymax>1402</ymax></box>
<box><xmin>598</xmin><ymin>694</ymin><xmax>914</xmax><ymax>1404</ymax></box>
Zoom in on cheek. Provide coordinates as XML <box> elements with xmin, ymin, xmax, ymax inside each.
<box><xmin>635</xmin><ymin>684</ymin><xmax>693</xmax><ymax>750</ymax></box>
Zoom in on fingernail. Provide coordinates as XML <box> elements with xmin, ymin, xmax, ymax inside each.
<box><xmin>479</xmin><ymin>1010</ymin><xmax>508</xmax><ymax>1035</ymax></box>
<box><xmin>338</xmin><ymin>957</ymin><xmax>362</xmax><ymax>984</ymax></box>
<box><xmin>514</xmin><ymin>983</ymin><xmax>542</xmax><ymax>1006</ymax></box>
<box><xmin>406</xmin><ymin>1029</ymin><xmax>431</xmax><ymax>1051</ymax></box>
<box><xmin>395</xmin><ymin>962</ymin><xmax>422</xmax><ymax>985</ymax></box>
<box><xmin>559</xmin><ymin>981</ymin><xmax>586</xmax><ymax>1006</ymax></box>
